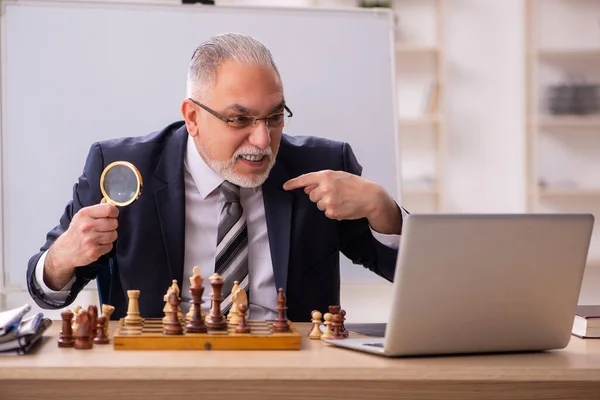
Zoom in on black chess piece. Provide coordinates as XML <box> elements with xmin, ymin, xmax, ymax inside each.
<box><xmin>206</xmin><ymin>274</ymin><xmax>227</xmax><ymax>331</ymax></box>
<box><xmin>235</xmin><ymin>304</ymin><xmax>251</xmax><ymax>334</ymax></box>
<box><xmin>186</xmin><ymin>285</ymin><xmax>208</xmax><ymax>333</ymax></box>
<box><xmin>163</xmin><ymin>291</ymin><xmax>183</xmax><ymax>335</ymax></box>
<box><xmin>272</xmin><ymin>288</ymin><xmax>291</xmax><ymax>332</ymax></box>
<box><xmin>93</xmin><ymin>316</ymin><xmax>110</xmax><ymax>344</ymax></box>
<box><xmin>58</xmin><ymin>309</ymin><xmax>75</xmax><ymax>348</ymax></box>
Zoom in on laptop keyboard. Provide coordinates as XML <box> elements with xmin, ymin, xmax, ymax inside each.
<box><xmin>344</xmin><ymin>323</ymin><xmax>386</xmax><ymax>337</ymax></box>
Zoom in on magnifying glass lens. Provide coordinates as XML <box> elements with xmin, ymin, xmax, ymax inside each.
<box><xmin>100</xmin><ymin>161</ymin><xmax>142</xmax><ymax>206</ymax></box>
<box><xmin>104</xmin><ymin>166</ymin><xmax>137</xmax><ymax>203</ymax></box>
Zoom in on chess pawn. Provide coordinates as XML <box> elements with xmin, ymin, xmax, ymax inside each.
<box><xmin>321</xmin><ymin>313</ymin><xmax>333</xmax><ymax>340</ymax></box>
<box><xmin>308</xmin><ymin>310</ymin><xmax>322</xmax><ymax>340</ymax></box>
<box><xmin>124</xmin><ymin>289</ymin><xmax>142</xmax><ymax>325</ymax></box>
<box><xmin>58</xmin><ymin>309</ymin><xmax>75</xmax><ymax>348</ymax></box>
<box><xmin>235</xmin><ymin>304</ymin><xmax>250</xmax><ymax>334</ymax></box>
<box><xmin>93</xmin><ymin>316</ymin><xmax>110</xmax><ymax>344</ymax></box>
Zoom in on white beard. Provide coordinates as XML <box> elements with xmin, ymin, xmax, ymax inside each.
<box><xmin>199</xmin><ymin>144</ymin><xmax>276</xmax><ymax>188</ymax></box>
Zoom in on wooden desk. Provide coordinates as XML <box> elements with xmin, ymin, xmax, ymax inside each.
<box><xmin>1</xmin><ymin>321</ymin><xmax>600</xmax><ymax>400</ymax></box>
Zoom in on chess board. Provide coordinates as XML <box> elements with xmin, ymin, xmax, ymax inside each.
<box><xmin>112</xmin><ymin>318</ymin><xmax>302</xmax><ymax>350</ymax></box>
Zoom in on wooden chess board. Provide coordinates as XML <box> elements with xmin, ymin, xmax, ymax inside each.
<box><xmin>112</xmin><ymin>318</ymin><xmax>302</xmax><ymax>350</ymax></box>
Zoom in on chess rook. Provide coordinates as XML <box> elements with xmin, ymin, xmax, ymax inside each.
<box><xmin>58</xmin><ymin>309</ymin><xmax>75</xmax><ymax>347</ymax></box>
<box><xmin>124</xmin><ymin>290</ymin><xmax>142</xmax><ymax>325</ymax></box>
<box><xmin>272</xmin><ymin>288</ymin><xmax>291</xmax><ymax>332</ymax></box>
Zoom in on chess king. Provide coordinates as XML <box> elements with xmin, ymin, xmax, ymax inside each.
<box><xmin>25</xmin><ymin>32</ymin><xmax>406</xmax><ymax>322</ymax></box>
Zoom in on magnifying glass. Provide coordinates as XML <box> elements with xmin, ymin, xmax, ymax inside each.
<box><xmin>100</xmin><ymin>161</ymin><xmax>143</xmax><ymax>206</ymax></box>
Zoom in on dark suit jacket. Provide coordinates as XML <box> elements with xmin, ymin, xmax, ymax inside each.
<box><xmin>26</xmin><ymin>121</ymin><xmax>399</xmax><ymax>321</ymax></box>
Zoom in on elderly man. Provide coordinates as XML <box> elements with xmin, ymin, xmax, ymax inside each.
<box><xmin>26</xmin><ymin>33</ymin><xmax>406</xmax><ymax>321</ymax></box>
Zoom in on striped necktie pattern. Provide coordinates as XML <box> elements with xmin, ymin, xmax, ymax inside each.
<box><xmin>215</xmin><ymin>181</ymin><xmax>249</xmax><ymax>314</ymax></box>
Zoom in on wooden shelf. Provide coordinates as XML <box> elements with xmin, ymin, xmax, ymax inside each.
<box><xmin>537</xmin><ymin>48</ymin><xmax>600</xmax><ymax>58</ymax></box>
<box><xmin>538</xmin><ymin>188</ymin><xmax>600</xmax><ymax>197</ymax></box>
<box><xmin>402</xmin><ymin>187</ymin><xmax>439</xmax><ymax>196</ymax></box>
<box><xmin>399</xmin><ymin>115</ymin><xmax>440</xmax><ymax>128</ymax></box>
<box><xmin>395</xmin><ymin>44</ymin><xmax>440</xmax><ymax>55</ymax></box>
<box><xmin>536</xmin><ymin>116</ymin><xmax>600</xmax><ymax>128</ymax></box>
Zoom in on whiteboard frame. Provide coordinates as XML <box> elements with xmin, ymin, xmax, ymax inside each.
<box><xmin>0</xmin><ymin>0</ymin><xmax>400</xmax><ymax>294</ymax></box>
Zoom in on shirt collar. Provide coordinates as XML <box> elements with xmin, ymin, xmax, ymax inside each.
<box><xmin>184</xmin><ymin>135</ymin><xmax>224</xmax><ymax>199</ymax></box>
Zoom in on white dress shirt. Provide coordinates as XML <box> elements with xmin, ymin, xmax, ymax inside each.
<box><xmin>34</xmin><ymin>136</ymin><xmax>404</xmax><ymax>319</ymax></box>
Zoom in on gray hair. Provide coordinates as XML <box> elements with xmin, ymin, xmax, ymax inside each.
<box><xmin>186</xmin><ymin>33</ymin><xmax>280</xmax><ymax>100</ymax></box>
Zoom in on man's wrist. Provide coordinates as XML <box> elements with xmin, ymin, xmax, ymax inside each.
<box><xmin>44</xmin><ymin>245</ymin><xmax>75</xmax><ymax>290</ymax></box>
<box><xmin>365</xmin><ymin>184</ymin><xmax>403</xmax><ymax>234</ymax></box>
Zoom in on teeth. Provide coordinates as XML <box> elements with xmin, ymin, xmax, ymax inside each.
<box><xmin>240</xmin><ymin>154</ymin><xmax>264</xmax><ymax>162</ymax></box>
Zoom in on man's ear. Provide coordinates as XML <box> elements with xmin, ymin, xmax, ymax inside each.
<box><xmin>181</xmin><ymin>99</ymin><xmax>199</xmax><ymax>137</ymax></box>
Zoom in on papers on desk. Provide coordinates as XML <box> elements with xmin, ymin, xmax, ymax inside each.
<box><xmin>0</xmin><ymin>304</ymin><xmax>52</xmax><ymax>355</ymax></box>
<box><xmin>0</xmin><ymin>304</ymin><xmax>30</xmax><ymax>335</ymax></box>
<box><xmin>572</xmin><ymin>305</ymin><xmax>600</xmax><ymax>339</ymax></box>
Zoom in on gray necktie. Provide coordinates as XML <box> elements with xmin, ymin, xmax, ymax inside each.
<box><xmin>215</xmin><ymin>181</ymin><xmax>249</xmax><ymax>314</ymax></box>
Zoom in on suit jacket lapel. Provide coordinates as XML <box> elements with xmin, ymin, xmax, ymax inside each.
<box><xmin>154</xmin><ymin>124</ymin><xmax>188</xmax><ymax>286</ymax></box>
<box><xmin>262</xmin><ymin>158</ymin><xmax>293</xmax><ymax>293</ymax></box>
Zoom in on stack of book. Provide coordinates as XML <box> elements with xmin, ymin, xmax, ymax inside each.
<box><xmin>0</xmin><ymin>304</ymin><xmax>52</xmax><ymax>355</ymax></box>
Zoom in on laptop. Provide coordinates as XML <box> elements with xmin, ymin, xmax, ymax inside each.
<box><xmin>323</xmin><ymin>213</ymin><xmax>595</xmax><ymax>357</ymax></box>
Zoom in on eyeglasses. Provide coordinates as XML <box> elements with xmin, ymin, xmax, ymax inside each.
<box><xmin>188</xmin><ymin>98</ymin><xmax>293</xmax><ymax>130</ymax></box>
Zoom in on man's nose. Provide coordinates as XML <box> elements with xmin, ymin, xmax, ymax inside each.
<box><xmin>248</xmin><ymin>120</ymin><xmax>271</xmax><ymax>149</ymax></box>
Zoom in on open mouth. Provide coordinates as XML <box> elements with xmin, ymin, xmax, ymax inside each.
<box><xmin>238</xmin><ymin>154</ymin><xmax>267</xmax><ymax>163</ymax></box>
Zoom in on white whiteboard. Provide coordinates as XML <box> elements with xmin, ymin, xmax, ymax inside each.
<box><xmin>0</xmin><ymin>0</ymin><xmax>400</xmax><ymax>288</ymax></box>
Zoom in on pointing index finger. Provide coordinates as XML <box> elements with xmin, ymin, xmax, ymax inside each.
<box><xmin>283</xmin><ymin>171</ymin><xmax>322</xmax><ymax>191</ymax></box>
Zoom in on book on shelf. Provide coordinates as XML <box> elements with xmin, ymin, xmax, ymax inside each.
<box><xmin>572</xmin><ymin>305</ymin><xmax>600</xmax><ymax>339</ymax></box>
<box><xmin>0</xmin><ymin>304</ymin><xmax>52</xmax><ymax>355</ymax></box>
